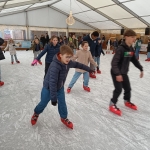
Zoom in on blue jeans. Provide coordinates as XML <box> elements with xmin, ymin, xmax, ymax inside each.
<box><xmin>34</xmin><ymin>86</ymin><xmax>68</xmax><ymax>119</ymax></box>
<box><xmin>147</xmin><ymin>52</ymin><xmax>150</xmax><ymax>58</ymax></box>
<box><xmin>11</xmin><ymin>54</ymin><xmax>18</xmax><ymax>62</ymax></box>
<box><xmin>135</xmin><ymin>47</ymin><xmax>141</xmax><ymax>59</ymax></box>
<box><xmin>73</xmin><ymin>49</ymin><xmax>76</xmax><ymax>55</ymax></box>
<box><xmin>68</xmin><ymin>71</ymin><xmax>89</xmax><ymax>88</ymax></box>
<box><xmin>94</xmin><ymin>57</ymin><xmax>100</xmax><ymax>68</ymax></box>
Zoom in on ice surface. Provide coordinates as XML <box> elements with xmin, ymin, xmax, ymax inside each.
<box><xmin>0</xmin><ymin>50</ymin><xmax>150</xmax><ymax>150</ymax></box>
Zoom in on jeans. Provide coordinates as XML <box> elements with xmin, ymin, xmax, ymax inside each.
<box><xmin>0</xmin><ymin>65</ymin><xmax>1</xmax><ymax>81</ymax></box>
<box><xmin>34</xmin><ymin>51</ymin><xmax>41</xmax><ymax>59</ymax></box>
<box><xmin>94</xmin><ymin>57</ymin><xmax>100</xmax><ymax>68</ymax></box>
<box><xmin>73</xmin><ymin>49</ymin><xmax>76</xmax><ymax>55</ymax></box>
<box><xmin>34</xmin><ymin>86</ymin><xmax>68</xmax><ymax>119</ymax></box>
<box><xmin>135</xmin><ymin>47</ymin><xmax>141</xmax><ymax>59</ymax></box>
<box><xmin>111</xmin><ymin>71</ymin><xmax>131</xmax><ymax>104</ymax></box>
<box><xmin>68</xmin><ymin>71</ymin><xmax>89</xmax><ymax>88</ymax></box>
<box><xmin>147</xmin><ymin>52</ymin><xmax>150</xmax><ymax>58</ymax></box>
<box><xmin>11</xmin><ymin>54</ymin><xmax>18</xmax><ymax>62</ymax></box>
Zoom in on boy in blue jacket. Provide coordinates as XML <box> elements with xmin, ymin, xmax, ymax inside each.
<box><xmin>31</xmin><ymin>45</ymin><xmax>94</xmax><ymax>129</ymax></box>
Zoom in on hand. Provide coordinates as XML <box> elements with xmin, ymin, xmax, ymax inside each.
<box><xmin>89</xmin><ymin>69</ymin><xmax>95</xmax><ymax>74</ymax></box>
<box><xmin>140</xmin><ymin>71</ymin><xmax>144</xmax><ymax>78</ymax></box>
<box><xmin>51</xmin><ymin>101</ymin><xmax>57</xmax><ymax>106</ymax></box>
<box><xmin>31</xmin><ymin>59</ymin><xmax>38</xmax><ymax>66</ymax></box>
<box><xmin>116</xmin><ymin>75</ymin><xmax>123</xmax><ymax>82</ymax></box>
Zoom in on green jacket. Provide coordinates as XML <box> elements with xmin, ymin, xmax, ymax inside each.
<box><xmin>135</xmin><ymin>40</ymin><xmax>142</xmax><ymax>49</ymax></box>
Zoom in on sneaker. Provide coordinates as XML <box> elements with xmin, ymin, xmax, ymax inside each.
<box><xmin>125</xmin><ymin>101</ymin><xmax>137</xmax><ymax>110</ymax></box>
<box><xmin>67</xmin><ymin>87</ymin><xmax>71</xmax><ymax>93</ymax></box>
<box><xmin>97</xmin><ymin>69</ymin><xmax>101</xmax><ymax>74</ymax></box>
<box><xmin>89</xmin><ymin>72</ymin><xmax>96</xmax><ymax>78</ymax></box>
<box><xmin>31</xmin><ymin>113</ymin><xmax>39</xmax><ymax>125</ymax></box>
<box><xmin>109</xmin><ymin>105</ymin><xmax>122</xmax><ymax>116</ymax></box>
<box><xmin>83</xmin><ymin>85</ymin><xmax>90</xmax><ymax>92</ymax></box>
<box><xmin>38</xmin><ymin>61</ymin><xmax>42</xmax><ymax>65</ymax></box>
<box><xmin>0</xmin><ymin>81</ymin><xmax>4</xmax><ymax>87</ymax></box>
<box><xmin>16</xmin><ymin>61</ymin><xmax>20</xmax><ymax>63</ymax></box>
<box><xmin>61</xmin><ymin>118</ymin><xmax>73</xmax><ymax>129</ymax></box>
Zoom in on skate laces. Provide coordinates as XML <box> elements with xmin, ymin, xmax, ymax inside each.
<box><xmin>64</xmin><ymin>119</ymin><xmax>71</xmax><ymax>124</ymax></box>
<box><xmin>113</xmin><ymin>105</ymin><xmax>120</xmax><ymax>110</ymax></box>
<box><xmin>32</xmin><ymin>114</ymin><xmax>39</xmax><ymax>120</ymax></box>
<box><xmin>127</xmin><ymin>102</ymin><xmax>135</xmax><ymax>106</ymax></box>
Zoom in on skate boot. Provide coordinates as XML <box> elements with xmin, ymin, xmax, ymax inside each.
<box><xmin>16</xmin><ymin>61</ymin><xmax>20</xmax><ymax>63</ymax></box>
<box><xmin>124</xmin><ymin>101</ymin><xmax>137</xmax><ymax>110</ymax></box>
<box><xmin>109</xmin><ymin>105</ymin><xmax>122</xmax><ymax>116</ymax></box>
<box><xmin>83</xmin><ymin>85</ymin><xmax>90</xmax><ymax>92</ymax></box>
<box><xmin>61</xmin><ymin>118</ymin><xmax>73</xmax><ymax>129</ymax></box>
<box><xmin>67</xmin><ymin>87</ymin><xmax>71</xmax><ymax>93</ymax></box>
<box><xmin>0</xmin><ymin>81</ymin><xmax>4</xmax><ymax>87</ymax></box>
<box><xmin>31</xmin><ymin>113</ymin><xmax>39</xmax><ymax>125</ymax></box>
<box><xmin>11</xmin><ymin>62</ymin><xmax>14</xmax><ymax>64</ymax></box>
<box><xmin>89</xmin><ymin>72</ymin><xmax>96</xmax><ymax>78</ymax></box>
<box><xmin>97</xmin><ymin>68</ymin><xmax>101</xmax><ymax>74</ymax></box>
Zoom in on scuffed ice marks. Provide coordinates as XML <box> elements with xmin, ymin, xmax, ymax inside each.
<box><xmin>0</xmin><ymin>51</ymin><xmax>150</xmax><ymax>150</ymax></box>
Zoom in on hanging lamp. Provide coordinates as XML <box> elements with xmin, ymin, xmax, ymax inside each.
<box><xmin>66</xmin><ymin>0</ymin><xmax>75</xmax><ymax>25</ymax></box>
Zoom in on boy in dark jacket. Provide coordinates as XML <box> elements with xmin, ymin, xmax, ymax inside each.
<box><xmin>81</xmin><ymin>31</ymin><xmax>99</xmax><ymax>78</ymax></box>
<box><xmin>31</xmin><ymin>45</ymin><xmax>94</xmax><ymax>129</ymax></box>
<box><xmin>109</xmin><ymin>29</ymin><xmax>144</xmax><ymax>116</ymax></box>
<box><xmin>0</xmin><ymin>38</ymin><xmax>5</xmax><ymax>86</ymax></box>
<box><xmin>145</xmin><ymin>39</ymin><xmax>150</xmax><ymax>61</ymax></box>
<box><xmin>95</xmin><ymin>38</ymin><xmax>105</xmax><ymax>74</ymax></box>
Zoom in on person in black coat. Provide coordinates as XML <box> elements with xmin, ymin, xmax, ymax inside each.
<box><xmin>0</xmin><ymin>38</ymin><xmax>5</xmax><ymax>86</ymax></box>
<box><xmin>31</xmin><ymin>45</ymin><xmax>94</xmax><ymax>129</ymax></box>
<box><xmin>40</xmin><ymin>35</ymin><xmax>46</xmax><ymax>48</ymax></box>
<box><xmin>145</xmin><ymin>39</ymin><xmax>150</xmax><ymax>61</ymax></box>
<box><xmin>95</xmin><ymin>38</ymin><xmax>105</xmax><ymax>73</ymax></box>
<box><xmin>45</xmin><ymin>33</ymin><xmax>49</xmax><ymax>44</ymax></box>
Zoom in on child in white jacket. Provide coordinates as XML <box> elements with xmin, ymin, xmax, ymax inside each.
<box><xmin>4</xmin><ymin>38</ymin><xmax>20</xmax><ymax>64</ymax></box>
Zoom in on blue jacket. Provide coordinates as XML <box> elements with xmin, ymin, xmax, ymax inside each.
<box><xmin>95</xmin><ymin>43</ymin><xmax>104</xmax><ymax>57</ymax></box>
<box><xmin>36</xmin><ymin>44</ymin><xmax>60</xmax><ymax>63</ymax></box>
<box><xmin>43</xmin><ymin>54</ymin><xmax>91</xmax><ymax>102</ymax></box>
<box><xmin>81</xmin><ymin>34</ymin><xmax>98</xmax><ymax>56</ymax></box>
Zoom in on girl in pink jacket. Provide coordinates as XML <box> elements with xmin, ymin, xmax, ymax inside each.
<box><xmin>67</xmin><ymin>41</ymin><xmax>98</xmax><ymax>93</ymax></box>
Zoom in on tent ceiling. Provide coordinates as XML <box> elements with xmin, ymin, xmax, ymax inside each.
<box><xmin>0</xmin><ymin>0</ymin><xmax>150</xmax><ymax>30</ymax></box>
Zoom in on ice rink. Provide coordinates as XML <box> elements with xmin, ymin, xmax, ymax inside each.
<box><xmin>0</xmin><ymin>51</ymin><xmax>150</xmax><ymax>150</ymax></box>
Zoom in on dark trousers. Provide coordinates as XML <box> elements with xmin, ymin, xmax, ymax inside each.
<box><xmin>111</xmin><ymin>71</ymin><xmax>131</xmax><ymax>104</ymax></box>
<box><xmin>44</xmin><ymin>62</ymin><xmax>51</xmax><ymax>78</ymax></box>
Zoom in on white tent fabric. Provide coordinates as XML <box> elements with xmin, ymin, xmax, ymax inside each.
<box><xmin>0</xmin><ymin>0</ymin><xmax>150</xmax><ymax>29</ymax></box>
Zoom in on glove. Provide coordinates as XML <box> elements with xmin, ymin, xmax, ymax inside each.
<box><xmin>31</xmin><ymin>59</ymin><xmax>38</xmax><ymax>66</ymax></box>
<box><xmin>51</xmin><ymin>101</ymin><xmax>57</xmax><ymax>106</ymax></box>
<box><xmin>89</xmin><ymin>69</ymin><xmax>95</xmax><ymax>74</ymax></box>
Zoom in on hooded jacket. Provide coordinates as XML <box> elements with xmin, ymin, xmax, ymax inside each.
<box><xmin>111</xmin><ymin>41</ymin><xmax>143</xmax><ymax>75</ymax></box>
<box><xmin>43</xmin><ymin>54</ymin><xmax>91</xmax><ymax>102</ymax></box>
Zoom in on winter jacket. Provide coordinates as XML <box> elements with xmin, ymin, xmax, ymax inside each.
<box><xmin>4</xmin><ymin>42</ymin><xmax>17</xmax><ymax>55</ymax></box>
<box><xmin>72</xmin><ymin>38</ymin><xmax>78</xmax><ymax>49</ymax></box>
<box><xmin>113</xmin><ymin>41</ymin><xmax>118</xmax><ymax>48</ymax></box>
<box><xmin>40</xmin><ymin>37</ymin><xmax>46</xmax><ymax>44</ymax></box>
<box><xmin>36</xmin><ymin>44</ymin><xmax>60</xmax><ymax>63</ymax></box>
<box><xmin>72</xmin><ymin>49</ymin><xmax>97</xmax><ymax>73</ymax></box>
<box><xmin>95</xmin><ymin>43</ymin><xmax>104</xmax><ymax>57</ymax></box>
<box><xmin>147</xmin><ymin>42</ymin><xmax>150</xmax><ymax>52</ymax></box>
<box><xmin>82</xmin><ymin>34</ymin><xmax>98</xmax><ymax>56</ymax></box>
<box><xmin>43</xmin><ymin>54</ymin><xmax>91</xmax><ymax>102</ymax></box>
<box><xmin>68</xmin><ymin>42</ymin><xmax>75</xmax><ymax>50</ymax></box>
<box><xmin>46</xmin><ymin>35</ymin><xmax>49</xmax><ymax>43</ymax></box>
<box><xmin>135</xmin><ymin>40</ymin><xmax>142</xmax><ymax>49</ymax></box>
<box><xmin>0</xmin><ymin>38</ymin><xmax>5</xmax><ymax>60</ymax></box>
<box><xmin>30</xmin><ymin>43</ymin><xmax>43</xmax><ymax>53</ymax></box>
<box><xmin>111</xmin><ymin>41</ymin><xmax>143</xmax><ymax>75</ymax></box>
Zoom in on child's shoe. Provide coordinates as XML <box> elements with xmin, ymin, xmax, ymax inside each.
<box><xmin>0</xmin><ymin>81</ymin><xmax>4</xmax><ymax>86</ymax></box>
<box><xmin>61</xmin><ymin>118</ymin><xmax>73</xmax><ymax>129</ymax></box>
<box><xmin>89</xmin><ymin>72</ymin><xmax>96</xmax><ymax>78</ymax></box>
<box><xmin>11</xmin><ymin>62</ymin><xmax>14</xmax><ymax>64</ymax></box>
<box><xmin>109</xmin><ymin>105</ymin><xmax>122</xmax><ymax>116</ymax></box>
<box><xmin>16</xmin><ymin>61</ymin><xmax>20</xmax><ymax>63</ymax></box>
<box><xmin>67</xmin><ymin>87</ymin><xmax>71</xmax><ymax>93</ymax></box>
<box><xmin>38</xmin><ymin>61</ymin><xmax>42</xmax><ymax>65</ymax></box>
<box><xmin>31</xmin><ymin>113</ymin><xmax>39</xmax><ymax>125</ymax></box>
<box><xmin>83</xmin><ymin>85</ymin><xmax>90</xmax><ymax>92</ymax></box>
<box><xmin>124</xmin><ymin>101</ymin><xmax>137</xmax><ymax>110</ymax></box>
<box><xmin>97</xmin><ymin>69</ymin><xmax>101</xmax><ymax>74</ymax></box>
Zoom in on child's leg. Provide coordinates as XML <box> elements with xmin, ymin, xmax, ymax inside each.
<box><xmin>148</xmin><ymin>52</ymin><xmax>150</xmax><ymax>58</ymax></box>
<box><xmin>57</xmin><ymin>87</ymin><xmax>68</xmax><ymax>119</ymax></box>
<box><xmin>34</xmin><ymin>87</ymin><xmax>51</xmax><ymax>114</ymax></box>
<box><xmin>110</xmin><ymin>72</ymin><xmax>122</xmax><ymax>105</ymax></box>
<box><xmin>83</xmin><ymin>72</ymin><xmax>89</xmax><ymax>87</ymax></box>
<box><xmin>11</xmin><ymin>55</ymin><xmax>14</xmax><ymax>62</ymax></box>
<box><xmin>122</xmin><ymin>75</ymin><xmax>131</xmax><ymax>102</ymax></box>
<box><xmin>14</xmin><ymin>54</ymin><xmax>18</xmax><ymax>62</ymax></box>
<box><xmin>68</xmin><ymin>71</ymin><xmax>81</xmax><ymax>88</ymax></box>
<box><xmin>97</xmin><ymin>57</ymin><xmax>100</xmax><ymax>68</ymax></box>
<box><xmin>34</xmin><ymin>51</ymin><xmax>38</xmax><ymax>60</ymax></box>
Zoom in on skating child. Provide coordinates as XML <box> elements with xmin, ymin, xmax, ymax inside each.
<box><xmin>31</xmin><ymin>45</ymin><xmax>94</xmax><ymax>129</ymax></box>
<box><xmin>145</xmin><ymin>39</ymin><xmax>150</xmax><ymax>61</ymax></box>
<box><xmin>30</xmin><ymin>38</ymin><xmax>43</xmax><ymax>65</ymax></box>
<box><xmin>95</xmin><ymin>38</ymin><xmax>105</xmax><ymax>74</ymax></box>
<box><xmin>4</xmin><ymin>38</ymin><xmax>20</xmax><ymax>64</ymax></box>
<box><xmin>31</xmin><ymin>36</ymin><xmax>60</xmax><ymax>78</ymax></box>
<box><xmin>0</xmin><ymin>38</ymin><xmax>5</xmax><ymax>87</ymax></box>
<box><xmin>67</xmin><ymin>41</ymin><xmax>98</xmax><ymax>93</ymax></box>
<box><xmin>109</xmin><ymin>29</ymin><xmax>144</xmax><ymax>116</ymax></box>
<box><xmin>106</xmin><ymin>38</ymin><xmax>112</xmax><ymax>54</ymax></box>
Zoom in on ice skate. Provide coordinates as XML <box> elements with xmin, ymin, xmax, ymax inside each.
<box><xmin>61</xmin><ymin>118</ymin><xmax>73</xmax><ymax>129</ymax></box>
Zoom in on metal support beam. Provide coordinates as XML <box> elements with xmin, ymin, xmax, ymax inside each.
<box><xmin>112</xmin><ymin>0</ymin><xmax>150</xmax><ymax>27</ymax></box>
<box><xmin>77</xmin><ymin>0</ymin><xmax>127</xmax><ymax>29</ymax></box>
<box><xmin>25</xmin><ymin>11</ymin><xmax>29</xmax><ymax>40</ymax></box>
